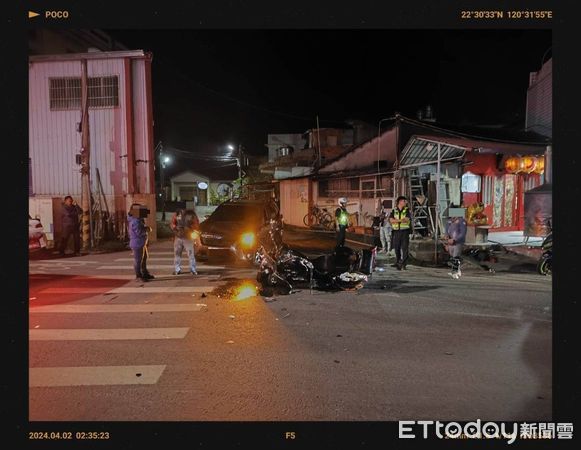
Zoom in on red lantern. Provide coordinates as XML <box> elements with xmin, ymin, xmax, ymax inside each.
<box><xmin>504</xmin><ymin>156</ymin><xmax>520</xmax><ymax>173</ymax></box>
<box><xmin>519</xmin><ymin>156</ymin><xmax>537</xmax><ymax>174</ymax></box>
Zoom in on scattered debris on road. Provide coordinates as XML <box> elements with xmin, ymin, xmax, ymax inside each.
<box><xmin>229</xmin><ymin>314</ymin><xmax>236</xmax><ymax>320</ymax></box>
<box><xmin>282</xmin><ymin>312</ymin><xmax>291</xmax><ymax>318</ymax></box>
<box><xmin>226</xmin><ymin>340</ymin><xmax>235</xmax><ymax>344</ymax></box>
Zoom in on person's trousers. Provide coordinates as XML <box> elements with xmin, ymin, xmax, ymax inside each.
<box><xmin>174</xmin><ymin>237</ymin><xmax>196</xmax><ymax>273</ymax></box>
<box><xmin>448</xmin><ymin>244</ymin><xmax>463</xmax><ymax>272</ymax></box>
<box><xmin>60</xmin><ymin>225</ymin><xmax>80</xmax><ymax>254</ymax></box>
<box><xmin>336</xmin><ymin>225</ymin><xmax>347</xmax><ymax>247</ymax></box>
<box><xmin>132</xmin><ymin>245</ymin><xmax>149</xmax><ymax>278</ymax></box>
<box><xmin>392</xmin><ymin>230</ymin><xmax>410</xmax><ymax>266</ymax></box>
<box><xmin>379</xmin><ymin>226</ymin><xmax>392</xmax><ymax>252</ymax></box>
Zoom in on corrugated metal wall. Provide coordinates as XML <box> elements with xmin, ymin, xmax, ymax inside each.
<box><xmin>29</xmin><ymin>56</ymin><xmax>153</xmax><ymax>199</ymax></box>
<box><xmin>526</xmin><ymin>58</ymin><xmax>552</xmax><ymax>138</ymax></box>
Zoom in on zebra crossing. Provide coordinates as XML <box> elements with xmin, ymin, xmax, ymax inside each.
<box><xmin>29</xmin><ymin>248</ymin><xmax>256</xmax><ymax>391</ymax></box>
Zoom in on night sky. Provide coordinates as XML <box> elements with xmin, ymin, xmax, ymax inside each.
<box><xmin>106</xmin><ymin>29</ymin><xmax>551</xmax><ymax>178</ymax></box>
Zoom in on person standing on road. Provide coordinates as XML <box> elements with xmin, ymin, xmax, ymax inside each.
<box><xmin>59</xmin><ymin>195</ymin><xmax>82</xmax><ymax>256</ymax></box>
<box><xmin>379</xmin><ymin>200</ymin><xmax>393</xmax><ymax>254</ymax></box>
<box><xmin>170</xmin><ymin>208</ymin><xmax>200</xmax><ymax>275</ymax></box>
<box><xmin>444</xmin><ymin>212</ymin><xmax>467</xmax><ymax>279</ymax></box>
<box><xmin>335</xmin><ymin>197</ymin><xmax>350</xmax><ymax>248</ymax></box>
<box><xmin>389</xmin><ymin>196</ymin><xmax>412</xmax><ymax>270</ymax></box>
<box><xmin>127</xmin><ymin>203</ymin><xmax>154</xmax><ymax>282</ymax></box>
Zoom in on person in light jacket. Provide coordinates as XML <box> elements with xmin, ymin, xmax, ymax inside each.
<box><xmin>379</xmin><ymin>200</ymin><xmax>393</xmax><ymax>254</ymax></box>
<box><xmin>127</xmin><ymin>204</ymin><xmax>154</xmax><ymax>282</ymax></box>
<box><xmin>445</xmin><ymin>213</ymin><xmax>467</xmax><ymax>279</ymax></box>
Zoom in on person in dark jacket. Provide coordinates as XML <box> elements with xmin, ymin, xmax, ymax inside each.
<box><xmin>127</xmin><ymin>204</ymin><xmax>154</xmax><ymax>282</ymax></box>
<box><xmin>444</xmin><ymin>213</ymin><xmax>467</xmax><ymax>279</ymax></box>
<box><xmin>59</xmin><ymin>195</ymin><xmax>82</xmax><ymax>256</ymax></box>
<box><xmin>170</xmin><ymin>208</ymin><xmax>200</xmax><ymax>275</ymax></box>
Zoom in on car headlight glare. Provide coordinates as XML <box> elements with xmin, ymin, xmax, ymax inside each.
<box><xmin>240</xmin><ymin>232</ymin><xmax>256</xmax><ymax>248</ymax></box>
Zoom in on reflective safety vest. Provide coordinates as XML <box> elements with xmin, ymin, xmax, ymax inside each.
<box><xmin>337</xmin><ymin>209</ymin><xmax>349</xmax><ymax>226</ymax></box>
<box><xmin>391</xmin><ymin>207</ymin><xmax>410</xmax><ymax>230</ymax></box>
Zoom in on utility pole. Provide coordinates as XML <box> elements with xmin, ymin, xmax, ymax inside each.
<box><xmin>159</xmin><ymin>142</ymin><xmax>166</xmax><ymax>221</ymax></box>
<box><xmin>237</xmin><ymin>144</ymin><xmax>243</xmax><ymax>180</ymax></box>
<box><xmin>80</xmin><ymin>59</ymin><xmax>92</xmax><ymax>251</ymax></box>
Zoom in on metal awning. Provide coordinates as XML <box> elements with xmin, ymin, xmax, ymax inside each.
<box><xmin>399</xmin><ymin>137</ymin><xmax>467</xmax><ymax>168</ymax></box>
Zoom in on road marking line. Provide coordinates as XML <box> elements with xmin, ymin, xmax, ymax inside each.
<box><xmin>145</xmin><ymin>251</ymin><xmax>177</xmax><ymax>255</ymax></box>
<box><xmin>54</xmin><ymin>274</ymin><xmax>221</xmax><ymax>280</ymax></box>
<box><xmin>96</xmin><ymin>264</ymin><xmax>225</xmax><ymax>270</ymax></box>
<box><xmin>29</xmin><ymin>365</ymin><xmax>166</xmax><ymax>387</ymax></box>
<box><xmin>39</xmin><ymin>286</ymin><xmax>219</xmax><ymax>294</ymax></box>
<box><xmin>29</xmin><ymin>327</ymin><xmax>189</xmax><ymax>341</ymax></box>
<box><xmin>29</xmin><ymin>260</ymin><xmax>100</xmax><ymax>265</ymax></box>
<box><xmin>115</xmin><ymin>257</ymin><xmax>179</xmax><ymax>262</ymax></box>
<box><xmin>30</xmin><ymin>304</ymin><xmax>207</xmax><ymax>313</ymax></box>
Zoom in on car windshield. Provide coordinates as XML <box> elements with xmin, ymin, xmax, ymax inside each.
<box><xmin>209</xmin><ymin>204</ymin><xmax>262</xmax><ymax>223</ymax></box>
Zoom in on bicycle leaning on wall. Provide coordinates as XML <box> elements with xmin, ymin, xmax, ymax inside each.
<box><xmin>303</xmin><ymin>205</ymin><xmax>334</xmax><ymax>230</ymax></box>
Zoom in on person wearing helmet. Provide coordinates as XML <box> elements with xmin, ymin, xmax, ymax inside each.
<box><xmin>389</xmin><ymin>195</ymin><xmax>412</xmax><ymax>270</ymax></box>
<box><xmin>335</xmin><ymin>197</ymin><xmax>350</xmax><ymax>247</ymax></box>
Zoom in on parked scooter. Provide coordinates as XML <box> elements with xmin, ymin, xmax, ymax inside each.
<box><xmin>537</xmin><ymin>219</ymin><xmax>552</xmax><ymax>275</ymax></box>
<box><xmin>254</xmin><ymin>219</ymin><xmax>376</xmax><ymax>294</ymax></box>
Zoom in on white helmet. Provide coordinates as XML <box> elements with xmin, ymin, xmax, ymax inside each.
<box><xmin>338</xmin><ymin>197</ymin><xmax>348</xmax><ymax>206</ymax></box>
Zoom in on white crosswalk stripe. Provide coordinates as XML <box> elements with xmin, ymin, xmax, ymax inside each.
<box><xmin>38</xmin><ymin>286</ymin><xmax>221</xmax><ymax>294</ymax></box>
<box><xmin>97</xmin><ymin>264</ymin><xmax>225</xmax><ymax>270</ymax></box>
<box><xmin>30</xmin><ymin>304</ymin><xmax>207</xmax><ymax>313</ymax></box>
<box><xmin>29</xmin><ymin>246</ymin><xmax>250</xmax><ymax>390</ymax></box>
<box><xmin>30</xmin><ymin>327</ymin><xmax>190</xmax><ymax>341</ymax></box>
<box><xmin>30</xmin><ymin>365</ymin><xmax>166</xmax><ymax>387</ymax></box>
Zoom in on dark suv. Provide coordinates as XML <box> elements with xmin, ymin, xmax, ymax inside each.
<box><xmin>199</xmin><ymin>199</ymin><xmax>281</xmax><ymax>261</ymax></box>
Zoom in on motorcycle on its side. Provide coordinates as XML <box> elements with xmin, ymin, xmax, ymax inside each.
<box><xmin>537</xmin><ymin>219</ymin><xmax>552</xmax><ymax>276</ymax></box>
<box><xmin>254</xmin><ymin>219</ymin><xmax>376</xmax><ymax>294</ymax></box>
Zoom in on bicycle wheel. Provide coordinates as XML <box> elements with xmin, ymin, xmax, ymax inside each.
<box><xmin>303</xmin><ymin>213</ymin><xmax>316</xmax><ymax>227</ymax></box>
<box><xmin>320</xmin><ymin>213</ymin><xmax>334</xmax><ymax>230</ymax></box>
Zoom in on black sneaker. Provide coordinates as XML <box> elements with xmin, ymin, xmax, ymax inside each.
<box><xmin>135</xmin><ymin>276</ymin><xmax>149</xmax><ymax>282</ymax></box>
<box><xmin>172</xmin><ymin>270</ymin><xmax>182</xmax><ymax>275</ymax></box>
<box><xmin>143</xmin><ymin>273</ymin><xmax>155</xmax><ymax>280</ymax></box>
<box><xmin>191</xmin><ymin>271</ymin><xmax>198</xmax><ymax>275</ymax></box>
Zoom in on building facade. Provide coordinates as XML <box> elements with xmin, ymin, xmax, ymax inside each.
<box><xmin>28</xmin><ymin>50</ymin><xmax>156</xmax><ymax>245</ymax></box>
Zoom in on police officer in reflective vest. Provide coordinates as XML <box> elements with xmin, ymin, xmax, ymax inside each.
<box><xmin>335</xmin><ymin>197</ymin><xmax>350</xmax><ymax>247</ymax></box>
<box><xmin>389</xmin><ymin>195</ymin><xmax>412</xmax><ymax>270</ymax></box>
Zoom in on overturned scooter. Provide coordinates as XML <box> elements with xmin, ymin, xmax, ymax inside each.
<box><xmin>254</xmin><ymin>219</ymin><xmax>376</xmax><ymax>294</ymax></box>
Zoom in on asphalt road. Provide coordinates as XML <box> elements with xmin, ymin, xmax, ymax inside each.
<box><xmin>28</xmin><ymin>229</ymin><xmax>551</xmax><ymax>422</ymax></box>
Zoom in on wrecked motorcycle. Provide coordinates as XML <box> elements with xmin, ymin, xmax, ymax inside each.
<box><xmin>537</xmin><ymin>219</ymin><xmax>552</xmax><ymax>276</ymax></box>
<box><xmin>254</xmin><ymin>219</ymin><xmax>376</xmax><ymax>294</ymax></box>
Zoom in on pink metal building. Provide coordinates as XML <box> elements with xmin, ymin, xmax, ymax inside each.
<box><xmin>28</xmin><ymin>50</ymin><xmax>157</xmax><ymax>244</ymax></box>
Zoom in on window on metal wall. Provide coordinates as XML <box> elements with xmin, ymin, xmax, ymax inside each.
<box><xmin>319</xmin><ymin>180</ymin><xmax>329</xmax><ymax>197</ymax></box>
<box><xmin>49</xmin><ymin>76</ymin><xmax>119</xmax><ymax>110</ymax></box>
<box><xmin>482</xmin><ymin>175</ymin><xmax>493</xmax><ymax>206</ymax></box>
